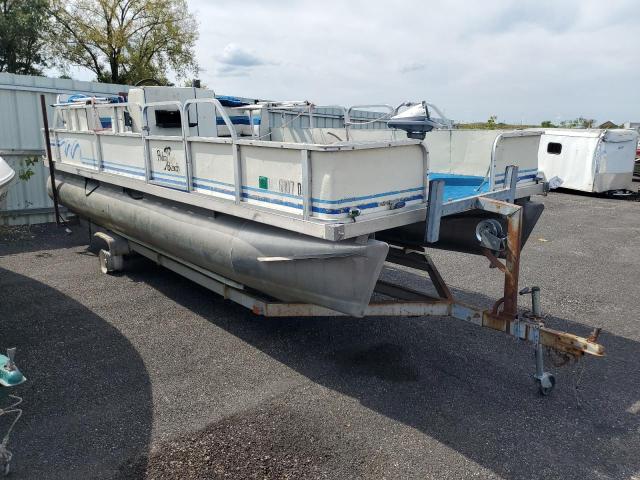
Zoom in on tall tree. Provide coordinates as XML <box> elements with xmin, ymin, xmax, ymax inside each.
<box><xmin>48</xmin><ymin>0</ymin><xmax>198</xmax><ymax>84</ymax></box>
<box><xmin>0</xmin><ymin>0</ymin><xmax>49</xmax><ymax>74</ymax></box>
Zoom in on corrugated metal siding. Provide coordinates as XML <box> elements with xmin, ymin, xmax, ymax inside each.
<box><xmin>0</xmin><ymin>72</ymin><xmax>128</xmax><ymax>152</ymax></box>
<box><xmin>0</xmin><ymin>154</ymin><xmax>60</xmax><ymax>225</ymax></box>
<box><xmin>0</xmin><ymin>73</ymin><xmax>129</xmax><ymax>224</ymax></box>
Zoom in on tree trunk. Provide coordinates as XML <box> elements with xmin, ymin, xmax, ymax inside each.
<box><xmin>110</xmin><ymin>56</ymin><xmax>119</xmax><ymax>83</ymax></box>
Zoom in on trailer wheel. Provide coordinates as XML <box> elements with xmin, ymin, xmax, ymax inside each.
<box><xmin>537</xmin><ymin>373</ymin><xmax>556</xmax><ymax>396</ymax></box>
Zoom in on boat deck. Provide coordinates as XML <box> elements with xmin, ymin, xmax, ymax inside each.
<box><xmin>429</xmin><ymin>173</ymin><xmax>490</xmax><ymax>202</ymax></box>
<box><xmin>46</xmin><ymin>96</ymin><xmax>546</xmax><ymax>241</ymax></box>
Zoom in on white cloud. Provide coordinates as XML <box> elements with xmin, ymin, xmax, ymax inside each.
<box><xmin>215</xmin><ymin>43</ymin><xmax>278</xmax><ymax>76</ymax></box>
<box><xmin>190</xmin><ymin>0</ymin><xmax>640</xmax><ymax>123</ymax></box>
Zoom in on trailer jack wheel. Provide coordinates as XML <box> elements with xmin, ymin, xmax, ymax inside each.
<box><xmin>533</xmin><ymin>340</ymin><xmax>556</xmax><ymax>396</ymax></box>
<box><xmin>535</xmin><ymin>372</ymin><xmax>556</xmax><ymax>396</ymax></box>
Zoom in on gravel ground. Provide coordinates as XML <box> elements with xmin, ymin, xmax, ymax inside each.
<box><xmin>0</xmin><ymin>190</ymin><xmax>639</xmax><ymax>480</ymax></box>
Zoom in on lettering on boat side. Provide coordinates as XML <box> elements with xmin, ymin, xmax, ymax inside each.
<box><xmin>278</xmin><ymin>179</ymin><xmax>294</xmax><ymax>194</ymax></box>
<box><xmin>277</xmin><ymin>178</ymin><xmax>303</xmax><ymax>196</ymax></box>
<box><xmin>156</xmin><ymin>146</ymin><xmax>180</xmax><ymax>173</ymax></box>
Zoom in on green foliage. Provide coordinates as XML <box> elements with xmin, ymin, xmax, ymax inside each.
<box><xmin>458</xmin><ymin>116</ymin><xmax>600</xmax><ymax>130</ymax></box>
<box><xmin>48</xmin><ymin>0</ymin><xmax>199</xmax><ymax>85</ymax></box>
<box><xmin>17</xmin><ymin>156</ymin><xmax>39</xmax><ymax>182</ymax></box>
<box><xmin>456</xmin><ymin>116</ymin><xmax>537</xmax><ymax>130</ymax></box>
<box><xmin>181</xmin><ymin>78</ymin><xmax>207</xmax><ymax>89</ymax></box>
<box><xmin>0</xmin><ymin>0</ymin><xmax>49</xmax><ymax>74</ymax></box>
<box><xmin>558</xmin><ymin>117</ymin><xmax>597</xmax><ymax>129</ymax></box>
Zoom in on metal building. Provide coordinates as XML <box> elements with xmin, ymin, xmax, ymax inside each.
<box><xmin>0</xmin><ymin>73</ymin><xmax>128</xmax><ymax>225</ymax></box>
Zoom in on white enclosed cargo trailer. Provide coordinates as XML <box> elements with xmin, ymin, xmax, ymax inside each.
<box><xmin>536</xmin><ymin>128</ymin><xmax>638</xmax><ymax>193</ymax></box>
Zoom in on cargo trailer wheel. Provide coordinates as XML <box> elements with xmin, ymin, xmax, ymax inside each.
<box><xmin>536</xmin><ymin>372</ymin><xmax>555</xmax><ymax>396</ymax></box>
<box><xmin>99</xmin><ymin>249</ymin><xmax>124</xmax><ymax>274</ymax></box>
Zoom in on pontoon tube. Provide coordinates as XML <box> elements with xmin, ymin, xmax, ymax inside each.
<box><xmin>49</xmin><ymin>173</ymin><xmax>388</xmax><ymax>317</ymax></box>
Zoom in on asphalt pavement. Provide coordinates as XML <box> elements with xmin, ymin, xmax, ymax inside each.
<box><xmin>0</xmin><ymin>190</ymin><xmax>639</xmax><ymax>479</ymax></box>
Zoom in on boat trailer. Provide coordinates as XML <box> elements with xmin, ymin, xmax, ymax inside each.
<box><xmin>93</xmin><ymin>179</ymin><xmax>604</xmax><ymax>396</ymax></box>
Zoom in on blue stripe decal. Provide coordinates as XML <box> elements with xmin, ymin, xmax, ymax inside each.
<box><xmin>104</xmin><ymin>161</ymin><xmax>186</xmax><ymax>180</ymax></box>
<box><xmin>192</xmin><ymin>176</ymin><xmax>234</xmax><ymax>188</ymax></box>
<box><xmin>192</xmin><ymin>182</ymin><xmax>235</xmax><ymax>197</ymax></box>
<box><xmin>312</xmin><ymin>195</ymin><xmax>423</xmax><ymax>214</ymax></box>
<box><xmin>192</xmin><ymin>180</ymin><xmax>423</xmax><ymax>215</ymax></box>
<box><xmin>150</xmin><ymin>176</ymin><xmax>187</xmax><ymax>187</ymax></box>
<box><xmin>194</xmin><ymin>177</ymin><xmax>302</xmax><ymax>200</ymax></box>
<box><xmin>101</xmin><ymin>160</ymin><xmax>188</xmax><ymax>182</ymax></box>
<box><xmin>80</xmin><ymin>158</ymin><xmax>187</xmax><ymax>185</ymax></box>
<box><xmin>70</xmin><ymin>156</ymin><xmax>423</xmax><ymax>215</ymax></box>
<box><xmin>192</xmin><ymin>182</ymin><xmax>301</xmax><ymax>208</ymax></box>
<box><xmin>242</xmin><ymin>192</ymin><xmax>303</xmax><ymax>210</ymax></box>
<box><xmin>81</xmin><ymin>157</ymin><xmax>98</xmax><ymax>167</ymax></box>
<box><xmin>104</xmin><ymin>165</ymin><xmax>144</xmax><ymax>177</ymax></box>
<box><xmin>103</xmin><ymin>161</ymin><xmax>144</xmax><ymax>173</ymax></box>
<box><xmin>242</xmin><ymin>184</ymin><xmax>302</xmax><ymax>200</ymax></box>
<box><xmin>193</xmin><ymin>175</ymin><xmax>423</xmax><ymax>206</ymax></box>
<box><xmin>311</xmin><ymin>186</ymin><xmax>423</xmax><ymax>205</ymax></box>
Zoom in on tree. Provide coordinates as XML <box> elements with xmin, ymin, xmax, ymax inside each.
<box><xmin>540</xmin><ymin>120</ymin><xmax>556</xmax><ymax>128</ymax></box>
<box><xmin>48</xmin><ymin>0</ymin><xmax>199</xmax><ymax>84</ymax></box>
<box><xmin>579</xmin><ymin>117</ymin><xmax>596</xmax><ymax>128</ymax></box>
<box><xmin>559</xmin><ymin>117</ymin><xmax>597</xmax><ymax>129</ymax></box>
<box><xmin>0</xmin><ymin>0</ymin><xmax>49</xmax><ymax>74</ymax></box>
<box><xmin>486</xmin><ymin>115</ymin><xmax>497</xmax><ymax>129</ymax></box>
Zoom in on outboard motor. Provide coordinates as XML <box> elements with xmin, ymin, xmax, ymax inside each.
<box><xmin>387</xmin><ymin>102</ymin><xmax>440</xmax><ymax>140</ymax></box>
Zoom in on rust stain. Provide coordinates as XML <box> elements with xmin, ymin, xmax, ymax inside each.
<box><xmin>540</xmin><ymin>328</ymin><xmax>605</xmax><ymax>357</ymax></box>
<box><xmin>502</xmin><ymin>207</ymin><xmax>522</xmax><ymax>317</ymax></box>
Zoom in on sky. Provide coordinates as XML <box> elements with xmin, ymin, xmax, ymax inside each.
<box><xmin>186</xmin><ymin>0</ymin><xmax>640</xmax><ymax>124</ymax></box>
<box><xmin>63</xmin><ymin>0</ymin><xmax>640</xmax><ymax>124</ymax></box>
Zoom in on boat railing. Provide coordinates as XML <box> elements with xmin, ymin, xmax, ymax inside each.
<box><xmin>344</xmin><ymin>104</ymin><xmax>395</xmax><ymax>141</ymax></box>
<box><xmin>48</xmin><ymin>99</ymin><xmax>523</xmax><ymax>199</ymax></box>
<box><xmin>183</xmin><ymin>97</ymin><xmax>239</xmax><ymax>141</ymax></box>
<box><xmin>182</xmin><ymin>97</ymin><xmax>243</xmax><ymax>202</ymax></box>
<box><xmin>141</xmin><ymin>100</ymin><xmax>189</xmax><ymax>188</ymax></box>
<box><xmin>266</xmin><ymin>103</ymin><xmax>396</xmax><ymax>143</ymax></box>
<box><xmin>47</xmin><ymin>96</ymin><xmax>543</xmax><ymax>241</ymax></box>
<box><xmin>489</xmin><ymin>132</ymin><xmax>502</xmax><ymax>191</ymax></box>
